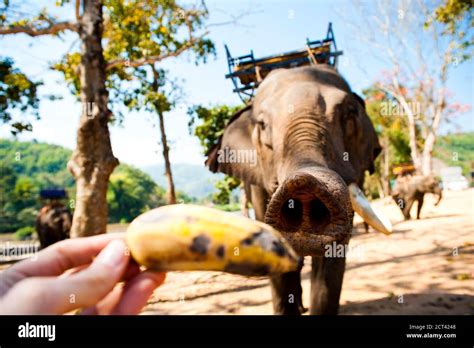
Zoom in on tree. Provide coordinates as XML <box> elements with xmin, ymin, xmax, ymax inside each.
<box><xmin>102</xmin><ymin>0</ymin><xmax>214</xmax><ymax>205</ymax></box>
<box><xmin>0</xmin><ymin>162</ymin><xmax>19</xmax><ymax>232</ymax></box>
<box><xmin>107</xmin><ymin>165</ymin><xmax>165</xmax><ymax>223</ymax></box>
<box><xmin>344</xmin><ymin>0</ymin><xmax>471</xmax><ymax>175</ymax></box>
<box><xmin>188</xmin><ymin>104</ymin><xmax>242</xmax><ymax>153</ymax></box>
<box><xmin>146</xmin><ymin>67</ymin><xmax>179</xmax><ymax>205</ymax></box>
<box><xmin>54</xmin><ymin>0</ymin><xmax>214</xmax><ymax>207</ymax></box>
<box><xmin>0</xmin><ymin>57</ymin><xmax>41</xmax><ymax>134</ymax></box>
<box><xmin>428</xmin><ymin>0</ymin><xmax>473</xmax><ymax>57</ymax></box>
<box><xmin>1</xmin><ymin>0</ymin><xmax>119</xmax><ymax>237</ymax></box>
<box><xmin>212</xmin><ymin>176</ymin><xmax>240</xmax><ymax>205</ymax></box>
<box><xmin>362</xmin><ymin>86</ymin><xmax>412</xmax><ymax>197</ymax></box>
<box><xmin>1</xmin><ymin>0</ymin><xmax>214</xmax><ymax>237</ymax></box>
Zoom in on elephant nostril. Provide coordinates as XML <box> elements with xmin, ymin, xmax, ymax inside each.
<box><xmin>281</xmin><ymin>198</ymin><xmax>303</xmax><ymax>229</ymax></box>
<box><xmin>309</xmin><ymin>199</ymin><xmax>331</xmax><ymax>230</ymax></box>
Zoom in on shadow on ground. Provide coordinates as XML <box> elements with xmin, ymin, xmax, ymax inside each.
<box><xmin>340</xmin><ymin>293</ymin><xmax>474</xmax><ymax>315</ymax></box>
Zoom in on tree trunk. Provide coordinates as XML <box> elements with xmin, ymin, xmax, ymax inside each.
<box><xmin>150</xmin><ymin>64</ymin><xmax>176</xmax><ymax>205</ymax></box>
<box><xmin>421</xmin><ymin>90</ymin><xmax>445</xmax><ymax>176</ymax></box>
<box><xmin>68</xmin><ymin>0</ymin><xmax>119</xmax><ymax>238</ymax></box>
<box><xmin>381</xmin><ymin>136</ymin><xmax>391</xmax><ymax>195</ymax></box>
<box><xmin>399</xmin><ymin>98</ymin><xmax>422</xmax><ymax>174</ymax></box>
<box><xmin>421</xmin><ymin>125</ymin><xmax>439</xmax><ymax>176</ymax></box>
<box><xmin>376</xmin><ymin>178</ymin><xmax>385</xmax><ymax>199</ymax></box>
<box><xmin>421</xmin><ymin>149</ymin><xmax>433</xmax><ymax>176</ymax></box>
<box><xmin>156</xmin><ymin>108</ymin><xmax>177</xmax><ymax>204</ymax></box>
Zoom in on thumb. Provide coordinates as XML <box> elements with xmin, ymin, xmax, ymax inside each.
<box><xmin>1</xmin><ymin>239</ymin><xmax>130</xmax><ymax>314</ymax></box>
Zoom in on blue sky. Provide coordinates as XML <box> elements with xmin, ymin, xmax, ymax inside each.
<box><xmin>1</xmin><ymin>0</ymin><xmax>472</xmax><ymax>167</ymax></box>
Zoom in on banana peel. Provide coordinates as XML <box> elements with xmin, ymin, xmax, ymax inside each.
<box><xmin>126</xmin><ymin>204</ymin><xmax>301</xmax><ymax>276</ymax></box>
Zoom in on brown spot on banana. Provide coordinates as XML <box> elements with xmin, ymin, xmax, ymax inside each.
<box><xmin>189</xmin><ymin>234</ymin><xmax>211</xmax><ymax>255</ymax></box>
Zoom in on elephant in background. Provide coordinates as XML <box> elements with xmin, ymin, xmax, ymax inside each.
<box><xmin>36</xmin><ymin>203</ymin><xmax>72</xmax><ymax>249</ymax></box>
<box><xmin>206</xmin><ymin>65</ymin><xmax>391</xmax><ymax>315</ymax></box>
<box><xmin>392</xmin><ymin>174</ymin><xmax>442</xmax><ymax>220</ymax></box>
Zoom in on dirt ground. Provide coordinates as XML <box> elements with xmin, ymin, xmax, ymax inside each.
<box><xmin>1</xmin><ymin>189</ymin><xmax>472</xmax><ymax>315</ymax></box>
<box><xmin>141</xmin><ymin>189</ymin><xmax>474</xmax><ymax>315</ymax></box>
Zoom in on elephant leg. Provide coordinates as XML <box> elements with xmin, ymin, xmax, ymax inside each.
<box><xmin>35</xmin><ymin>220</ymin><xmax>46</xmax><ymax>250</ymax></box>
<box><xmin>37</xmin><ymin>230</ymin><xmax>46</xmax><ymax>250</ymax></box>
<box><xmin>416</xmin><ymin>195</ymin><xmax>424</xmax><ymax>219</ymax></box>
<box><xmin>310</xmin><ymin>256</ymin><xmax>346</xmax><ymax>315</ymax></box>
<box><xmin>402</xmin><ymin>198</ymin><xmax>414</xmax><ymax>220</ymax></box>
<box><xmin>250</xmin><ymin>184</ymin><xmax>304</xmax><ymax>315</ymax></box>
<box><xmin>270</xmin><ymin>270</ymin><xmax>304</xmax><ymax>315</ymax></box>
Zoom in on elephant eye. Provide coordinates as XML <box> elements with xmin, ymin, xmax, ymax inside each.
<box><xmin>257</xmin><ymin>120</ymin><xmax>266</xmax><ymax>130</ymax></box>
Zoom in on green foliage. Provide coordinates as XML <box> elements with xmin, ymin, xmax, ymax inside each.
<box><xmin>53</xmin><ymin>0</ymin><xmax>215</xmax><ymax>123</ymax></box>
<box><xmin>16</xmin><ymin>207</ymin><xmax>37</xmax><ymax>227</ymax></box>
<box><xmin>434</xmin><ymin>132</ymin><xmax>474</xmax><ymax>175</ymax></box>
<box><xmin>425</xmin><ymin>0</ymin><xmax>473</xmax><ymax>62</ymax></box>
<box><xmin>103</xmin><ymin>0</ymin><xmax>214</xmax><ymax>66</ymax></box>
<box><xmin>107</xmin><ymin>164</ymin><xmax>165</xmax><ymax>222</ymax></box>
<box><xmin>212</xmin><ymin>176</ymin><xmax>240</xmax><ymax>205</ymax></box>
<box><xmin>0</xmin><ymin>139</ymin><xmax>168</xmax><ymax>231</ymax></box>
<box><xmin>214</xmin><ymin>202</ymin><xmax>241</xmax><ymax>212</ymax></box>
<box><xmin>363</xmin><ymin>87</ymin><xmax>413</xmax><ymax>165</ymax></box>
<box><xmin>0</xmin><ymin>57</ymin><xmax>41</xmax><ymax>134</ymax></box>
<box><xmin>188</xmin><ymin>104</ymin><xmax>244</xmax><ymax>204</ymax></box>
<box><xmin>360</xmin><ymin>85</ymin><xmax>473</xmax><ymax>198</ymax></box>
<box><xmin>188</xmin><ymin>104</ymin><xmax>242</xmax><ymax>154</ymax></box>
<box><xmin>362</xmin><ymin>86</ymin><xmax>419</xmax><ymax>198</ymax></box>
<box><xmin>432</xmin><ymin>0</ymin><xmax>472</xmax><ymax>30</ymax></box>
<box><xmin>176</xmin><ymin>191</ymin><xmax>197</xmax><ymax>203</ymax></box>
<box><xmin>363</xmin><ymin>171</ymin><xmax>382</xmax><ymax>200</ymax></box>
<box><xmin>52</xmin><ymin>53</ymin><xmax>81</xmax><ymax>97</ymax></box>
<box><xmin>0</xmin><ymin>138</ymin><xmax>74</xmax><ymax>190</ymax></box>
<box><xmin>14</xmin><ymin>226</ymin><xmax>35</xmax><ymax>241</ymax></box>
<box><xmin>0</xmin><ymin>139</ymin><xmax>74</xmax><ymax>232</ymax></box>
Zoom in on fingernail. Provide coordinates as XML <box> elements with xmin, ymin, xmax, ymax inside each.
<box><xmin>96</xmin><ymin>239</ymin><xmax>128</xmax><ymax>267</ymax></box>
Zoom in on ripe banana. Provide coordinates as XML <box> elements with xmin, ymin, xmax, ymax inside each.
<box><xmin>126</xmin><ymin>204</ymin><xmax>301</xmax><ymax>276</ymax></box>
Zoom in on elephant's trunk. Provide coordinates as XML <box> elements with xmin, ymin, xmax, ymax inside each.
<box><xmin>265</xmin><ymin>166</ymin><xmax>353</xmax><ymax>256</ymax></box>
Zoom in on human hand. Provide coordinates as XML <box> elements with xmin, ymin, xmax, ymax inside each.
<box><xmin>0</xmin><ymin>234</ymin><xmax>165</xmax><ymax>315</ymax></box>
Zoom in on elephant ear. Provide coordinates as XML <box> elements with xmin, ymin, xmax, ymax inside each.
<box><xmin>206</xmin><ymin>105</ymin><xmax>263</xmax><ymax>186</ymax></box>
<box><xmin>350</xmin><ymin>93</ymin><xmax>382</xmax><ymax>177</ymax></box>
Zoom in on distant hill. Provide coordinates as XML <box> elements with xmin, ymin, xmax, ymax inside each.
<box><xmin>142</xmin><ymin>163</ymin><xmax>223</xmax><ymax>199</ymax></box>
<box><xmin>0</xmin><ymin>139</ymin><xmax>166</xmax><ymax>231</ymax></box>
<box><xmin>0</xmin><ymin>139</ymin><xmax>75</xmax><ymax>194</ymax></box>
<box><xmin>434</xmin><ymin>132</ymin><xmax>474</xmax><ymax>175</ymax></box>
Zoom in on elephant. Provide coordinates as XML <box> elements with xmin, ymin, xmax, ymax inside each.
<box><xmin>36</xmin><ymin>203</ymin><xmax>72</xmax><ymax>249</ymax></box>
<box><xmin>206</xmin><ymin>65</ymin><xmax>391</xmax><ymax>315</ymax></box>
<box><xmin>392</xmin><ymin>174</ymin><xmax>442</xmax><ymax>220</ymax></box>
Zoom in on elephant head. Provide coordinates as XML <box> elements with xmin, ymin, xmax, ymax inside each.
<box><xmin>207</xmin><ymin>65</ymin><xmax>391</xmax><ymax>256</ymax></box>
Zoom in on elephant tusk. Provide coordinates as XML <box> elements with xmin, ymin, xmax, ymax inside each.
<box><xmin>348</xmin><ymin>183</ymin><xmax>392</xmax><ymax>235</ymax></box>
